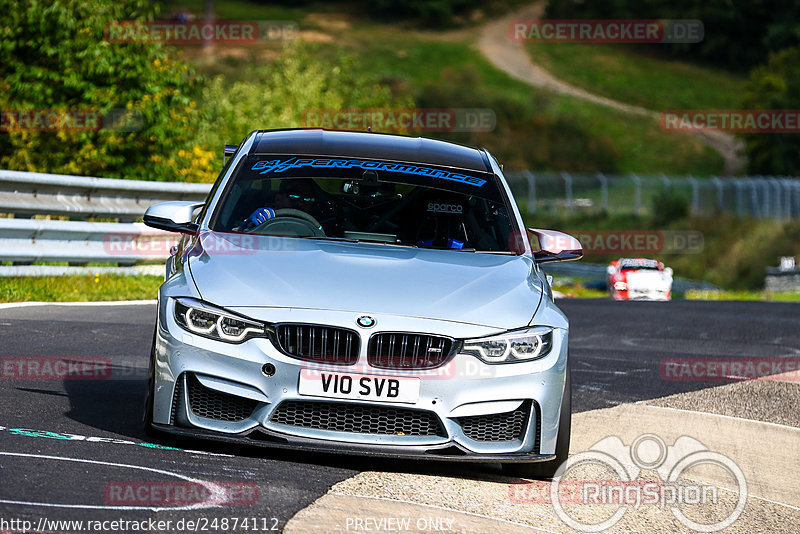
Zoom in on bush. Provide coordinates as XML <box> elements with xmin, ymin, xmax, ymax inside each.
<box><xmin>0</xmin><ymin>0</ymin><xmax>215</xmax><ymax>181</ymax></box>
<box><xmin>196</xmin><ymin>43</ymin><xmax>411</xmax><ymax>150</ymax></box>
<box><xmin>545</xmin><ymin>0</ymin><xmax>800</xmax><ymax>71</ymax></box>
<box><xmin>743</xmin><ymin>46</ymin><xmax>800</xmax><ymax>175</ymax></box>
<box><xmin>365</xmin><ymin>0</ymin><xmax>524</xmax><ymax>27</ymax></box>
<box><xmin>416</xmin><ymin>67</ymin><xmax>619</xmax><ymax>171</ymax></box>
<box><xmin>651</xmin><ymin>187</ymin><xmax>689</xmax><ymax>227</ymax></box>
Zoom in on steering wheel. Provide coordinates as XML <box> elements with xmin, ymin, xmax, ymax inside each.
<box><xmin>249</xmin><ymin>208</ymin><xmax>325</xmax><ymax>238</ymax></box>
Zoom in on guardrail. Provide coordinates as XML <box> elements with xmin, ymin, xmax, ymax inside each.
<box><xmin>0</xmin><ymin>170</ymin><xmax>210</xmax><ymax>276</ymax></box>
<box><xmin>505</xmin><ymin>171</ymin><xmax>800</xmax><ymax>220</ymax></box>
<box><xmin>0</xmin><ymin>218</ymin><xmax>177</xmax><ymax>264</ymax></box>
<box><xmin>0</xmin><ymin>169</ymin><xmax>210</xmax><ymax>222</ymax></box>
<box><xmin>3</xmin><ymin>169</ymin><xmax>798</xmax><ymax>277</ymax></box>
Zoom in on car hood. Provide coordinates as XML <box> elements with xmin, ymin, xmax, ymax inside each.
<box><xmin>187</xmin><ymin>233</ymin><xmax>543</xmax><ymax>329</ymax></box>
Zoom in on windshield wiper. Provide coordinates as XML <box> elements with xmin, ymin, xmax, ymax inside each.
<box><xmin>302</xmin><ymin>236</ymin><xmax>359</xmax><ymax>243</ymax></box>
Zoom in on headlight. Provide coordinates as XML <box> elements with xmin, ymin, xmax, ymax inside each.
<box><xmin>173</xmin><ymin>298</ymin><xmax>266</xmax><ymax>343</ymax></box>
<box><xmin>614</xmin><ymin>281</ymin><xmax>628</xmax><ymax>291</ymax></box>
<box><xmin>461</xmin><ymin>327</ymin><xmax>554</xmax><ymax>364</ymax></box>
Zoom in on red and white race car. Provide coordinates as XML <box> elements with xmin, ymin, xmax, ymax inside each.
<box><xmin>607</xmin><ymin>258</ymin><xmax>673</xmax><ymax>301</ymax></box>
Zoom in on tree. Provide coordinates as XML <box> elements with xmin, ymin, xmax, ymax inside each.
<box><xmin>545</xmin><ymin>0</ymin><xmax>800</xmax><ymax>71</ymax></box>
<box><xmin>196</xmin><ymin>43</ymin><xmax>409</xmax><ymax>150</ymax></box>
<box><xmin>743</xmin><ymin>47</ymin><xmax>800</xmax><ymax>175</ymax></box>
<box><xmin>0</xmin><ymin>0</ymin><xmax>215</xmax><ymax>181</ymax></box>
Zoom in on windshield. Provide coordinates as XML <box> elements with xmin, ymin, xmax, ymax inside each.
<box><xmin>210</xmin><ymin>155</ymin><xmax>519</xmax><ymax>253</ymax></box>
<box><xmin>619</xmin><ymin>259</ymin><xmax>661</xmax><ymax>271</ymax></box>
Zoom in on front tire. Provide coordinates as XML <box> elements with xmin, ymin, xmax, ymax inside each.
<box><xmin>503</xmin><ymin>364</ymin><xmax>571</xmax><ymax>479</ymax></box>
<box><xmin>143</xmin><ymin>327</ymin><xmax>163</xmax><ymax>438</ymax></box>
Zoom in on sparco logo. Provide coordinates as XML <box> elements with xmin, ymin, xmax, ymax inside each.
<box><xmin>427</xmin><ymin>202</ymin><xmax>463</xmax><ymax>214</ymax></box>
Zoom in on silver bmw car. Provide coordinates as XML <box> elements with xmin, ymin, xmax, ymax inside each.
<box><xmin>143</xmin><ymin>129</ymin><xmax>582</xmax><ymax>478</ymax></box>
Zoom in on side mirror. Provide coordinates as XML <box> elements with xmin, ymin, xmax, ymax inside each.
<box><xmin>607</xmin><ymin>265</ymin><xmax>616</xmax><ymax>275</ymax></box>
<box><xmin>527</xmin><ymin>228</ymin><xmax>583</xmax><ymax>263</ymax></box>
<box><xmin>143</xmin><ymin>201</ymin><xmax>204</xmax><ymax>234</ymax></box>
<box><xmin>664</xmin><ymin>267</ymin><xmax>673</xmax><ymax>277</ymax></box>
<box><xmin>223</xmin><ymin>144</ymin><xmax>237</xmax><ymax>167</ymax></box>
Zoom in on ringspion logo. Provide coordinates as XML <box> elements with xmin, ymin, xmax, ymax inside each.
<box><xmin>510</xmin><ymin>434</ymin><xmax>746</xmax><ymax>532</ymax></box>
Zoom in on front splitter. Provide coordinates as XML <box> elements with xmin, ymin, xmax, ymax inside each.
<box><xmin>152</xmin><ymin>424</ymin><xmax>555</xmax><ymax>463</ymax></box>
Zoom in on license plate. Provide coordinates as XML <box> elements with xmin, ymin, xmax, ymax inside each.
<box><xmin>298</xmin><ymin>371</ymin><xmax>420</xmax><ymax>404</ymax></box>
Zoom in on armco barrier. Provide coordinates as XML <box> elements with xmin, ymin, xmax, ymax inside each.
<box><xmin>0</xmin><ymin>169</ymin><xmax>210</xmax><ymax>222</ymax></box>
<box><xmin>0</xmin><ymin>218</ymin><xmax>177</xmax><ymax>266</ymax></box>
<box><xmin>0</xmin><ymin>170</ymin><xmax>208</xmax><ymax>275</ymax></box>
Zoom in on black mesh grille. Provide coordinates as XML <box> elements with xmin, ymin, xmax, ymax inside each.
<box><xmin>186</xmin><ymin>374</ymin><xmax>259</xmax><ymax>422</ymax></box>
<box><xmin>270</xmin><ymin>400</ymin><xmax>446</xmax><ymax>436</ymax></box>
<box><xmin>368</xmin><ymin>333</ymin><xmax>454</xmax><ymax>369</ymax></box>
<box><xmin>458</xmin><ymin>402</ymin><xmax>531</xmax><ymax>442</ymax></box>
<box><xmin>275</xmin><ymin>324</ymin><xmax>359</xmax><ymax>365</ymax></box>
<box><xmin>169</xmin><ymin>376</ymin><xmax>182</xmax><ymax>425</ymax></box>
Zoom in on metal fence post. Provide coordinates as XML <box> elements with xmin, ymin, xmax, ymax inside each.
<box><xmin>561</xmin><ymin>171</ymin><xmax>573</xmax><ymax>213</ymax></box>
<box><xmin>784</xmin><ymin>178</ymin><xmax>798</xmax><ymax>219</ymax></box>
<box><xmin>522</xmin><ymin>170</ymin><xmax>536</xmax><ymax>216</ymax></box>
<box><xmin>748</xmin><ymin>178</ymin><xmax>762</xmax><ymax>219</ymax></box>
<box><xmin>660</xmin><ymin>173</ymin><xmax>671</xmax><ymax>192</ymax></box>
<box><xmin>711</xmin><ymin>176</ymin><xmax>724</xmax><ymax>212</ymax></box>
<box><xmin>688</xmin><ymin>176</ymin><xmax>699</xmax><ymax>215</ymax></box>
<box><xmin>768</xmin><ymin>177</ymin><xmax>782</xmax><ymax>220</ymax></box>
<box><xmin>760</xmin><ymin>178</ymin><xmax>770</xmax><ymax>219</ymax></box>
<box><xmin>780</xmin><ymin>178</ymin><xmax>791</xmax><ymax>220</ymax></box>
<box><xmin>734</xmin><ymin>179</ymin><xmax>744</xmax><ymax>217</ymax></box>
<box><xmin>631</xmin><ymin>174</ymin><xmax>642</xmax><ymax>215</ymax></box>
<box><xmin>794</xmin><ymin>181</ymin><xmax>800</xmax><ymax>218</ymax></box>
<box><xmin>597</xmin><ymin>173</ymin><xmax>608</xmax><ymax>213</ymax></box>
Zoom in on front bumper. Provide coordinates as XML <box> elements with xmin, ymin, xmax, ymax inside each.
<box><xmin>613</xmin><ymin>287</ymin><xmax>671</xmax><ymax>301</ymax></box>
<box><xmin>153</xmin><ymin>298</ymin><xmax>569</xmax><ymax>462</ymax></box>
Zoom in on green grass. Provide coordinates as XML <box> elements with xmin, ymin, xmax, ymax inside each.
<box><xmin>525</xmin><ymin>211</ymin><xmax>800</xmax><ymax>291</ymax></box>
<box><xmin>334</xmin><ymin>33</ymin><xmax>723</xmax><ymax>174</ymax></box>
<box><xmin>157</xmin><ymin>0</ymin><xmax>727</xmax><ymax>175</ymax></box>
<box><xmin>158</xmin><ymin>0</ymin><xmax>309</xmax><ymax>22</ymax></box>
<box><xmin>526</xmin><ymin>44</ymin><xmax>748</xmax><ymax>111</ymax></box>
<box><xmin>0</xmin><ymin>275</ymin><xmax>162</xmax><ymax>303</ymax></box>
<box><xmin>685</xmin><ymin>289</ymin><xmax>800</xmax><ymax>302</ymax></box>
<box><xmin>552</xmin><ymin>283</ymin><xmax>608</xmax><ymax>298</ymax></box>
<box><xmin>546</xmin><ymin>96</ymin><xmax>722</xmax><ymax>174</ymax></box>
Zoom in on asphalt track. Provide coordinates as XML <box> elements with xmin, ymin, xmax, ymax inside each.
<box><xmin>0</xmin><ymin>299</ymin><xmax>797</xmax><ymax>532</ymax></box>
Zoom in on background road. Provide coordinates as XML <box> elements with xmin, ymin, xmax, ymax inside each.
<box><xmin>0</xmin><ymin>299</ymin><xmax>797</xmax><ymax>531</ymax></box>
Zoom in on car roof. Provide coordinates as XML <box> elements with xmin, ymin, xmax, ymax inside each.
<box><xmin>250</xmin><ymin>129</ymin><xmax>492</xmax><ymax>173</ymax></box>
